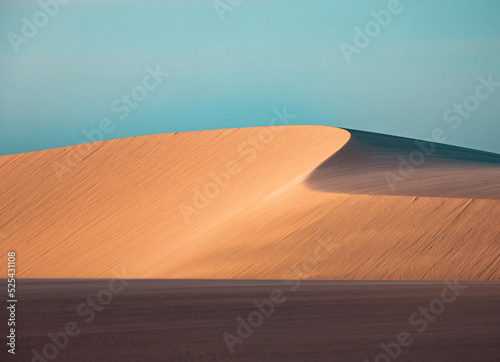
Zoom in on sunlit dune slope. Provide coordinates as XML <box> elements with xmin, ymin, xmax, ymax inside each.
<box><xmin>1</xmin><ymin>126</ymin><xmax>499</xmax><ymax>280</ymax></box>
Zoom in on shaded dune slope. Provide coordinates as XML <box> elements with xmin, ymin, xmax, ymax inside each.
<box><xmin>306</xmin><ymin>129</ymin><xmax>500</xmax><ymax>199</ymax></box>
<box><xmin>0</xmin><ymin>126</ymin><xmax>499</xmax><ymax>280</ymax></box>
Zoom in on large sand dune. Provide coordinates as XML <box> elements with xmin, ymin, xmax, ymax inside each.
<box><xmin>0</xmin><ymin>126</ymin><xmax>499</xmax><ymax>280</ymax></box>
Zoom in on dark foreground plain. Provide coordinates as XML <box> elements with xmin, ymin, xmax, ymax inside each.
<box><xmin>1</xmin><ymin>280</ymin><xmax>499</xmax><ymax>361</ymax></box>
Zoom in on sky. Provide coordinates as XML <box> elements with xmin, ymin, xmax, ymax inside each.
<box><xmin>1</xmin><ymin>0</ymin><xmax>499</xmax><ymax>155</ymax></box>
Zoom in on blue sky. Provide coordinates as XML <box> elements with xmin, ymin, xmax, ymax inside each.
<box><xmin>1</xmin><ymin>0</ymin><xmax>499</xmax><ymax>155</ymax></box>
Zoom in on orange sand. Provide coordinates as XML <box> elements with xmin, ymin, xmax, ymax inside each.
<box><xmin>1</xmin><ymin>126</ymin><xmax>499</xmax><ymax>280</ymax></box>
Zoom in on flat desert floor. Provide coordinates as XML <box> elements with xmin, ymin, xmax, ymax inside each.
<box><xmin>1</xmin><ymin>279</ymin><xmax>499</xmax><ymax>362</ymax></box>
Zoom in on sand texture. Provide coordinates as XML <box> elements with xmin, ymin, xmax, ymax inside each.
<box><xmin>1</xmin><ymin>126</ymin><xmax>499</xmax><ymax>280</ymax></box>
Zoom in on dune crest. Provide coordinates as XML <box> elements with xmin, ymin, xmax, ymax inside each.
<box><xmin>1</xmin><ymin>126</ymin><xmax>499</xmax><ymax>280</ymax></box>
<box><xmin>306</xmin><ymin>129</ymin><xmax>500</xmax><ymax>199</ymax></box>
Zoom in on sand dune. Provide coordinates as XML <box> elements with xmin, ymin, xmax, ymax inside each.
<box><xmin>0</xmin><ymin>126</ymin><xmax>499</xmax><ymax>280</ymax></box>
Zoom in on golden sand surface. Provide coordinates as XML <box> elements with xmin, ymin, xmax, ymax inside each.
<box><xmin>1</xmin><ymin>126</ymin><xmax>498</xmax><ymax>280</ymax></box>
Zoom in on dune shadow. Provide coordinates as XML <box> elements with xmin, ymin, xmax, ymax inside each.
<box><xmin>306</xmin><ymin>129</ymin><xmax>500</xmax><ymax>200</ymax></box>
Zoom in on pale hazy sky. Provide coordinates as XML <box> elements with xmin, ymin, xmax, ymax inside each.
<box><xmin>1</xmin><ymin>0</ymin><xmax>499</xmax><ymax>155</ymax></box>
